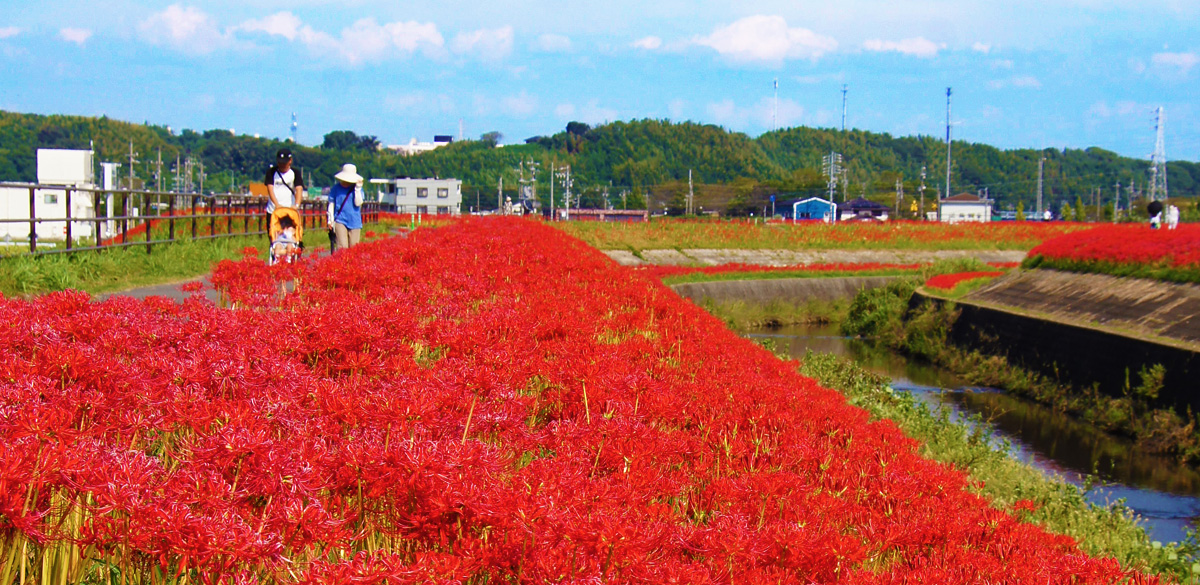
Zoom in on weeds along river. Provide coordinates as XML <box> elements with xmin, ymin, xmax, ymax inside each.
<box><xmin>743</xmin><ymin>322</ymin><xmax>1200</xmax><ymax>545</ymax></box>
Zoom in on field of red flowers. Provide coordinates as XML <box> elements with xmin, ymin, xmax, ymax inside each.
<box><xmin>0</xmin><ymin>218</ymin><xmax>1158</xmax><ymax>584</ymax></box>
<box><xmin>560</xmin><ymin>218</ymin><xmax>1086</xmax><ymax>251</ymax></box>
<box><xmin>1025</xmin><ymin>224</ymin><xmax>1200</xmax><ymax>283</ymax></box>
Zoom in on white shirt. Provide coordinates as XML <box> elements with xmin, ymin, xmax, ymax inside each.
<box><xmin>268</xmin><ymin>168</ymin><xmax>297</xmax><ymax>213</ymax></box>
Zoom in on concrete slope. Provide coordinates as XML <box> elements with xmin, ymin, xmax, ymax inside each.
<box><xmin>965</xmin><ymin>269</ymin><xmax>1200</xmax><ymax>348</ymax></box>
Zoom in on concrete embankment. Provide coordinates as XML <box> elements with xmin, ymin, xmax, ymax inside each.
<box><xmin>924</xmin><ymin>270</ymin><xmax>1200</xmax><ymax>412</ymax></box>
<box><xmin>606</xmin><ymin>248</ymin><xmax>1027</xmax><ymax>267</ymax></box>
<box><xmin>671</xmin><ymin>276</ymin><xmax>899</xmax><ymax>306</ymax></box>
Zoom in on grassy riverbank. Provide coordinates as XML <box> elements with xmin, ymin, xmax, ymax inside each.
<box><xmin>838</xmin><ymin>278</ymin><xmax>1200</xmax><ymax>463</ymax></box>
<box><xmin>796</xmin><ymin>351</ymin><xmax>1196</xmax><ymax>578</ymax></box>
<box><xmin>0</xmin><ymin>222</ymin><xmax>394</xmax><ymax>297</ymax></box>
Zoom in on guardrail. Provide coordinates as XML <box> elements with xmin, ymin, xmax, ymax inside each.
<box><xmin>0</xmin><ymin>183</ymin><xmax>382</xmax><ymax>255</ymax></box>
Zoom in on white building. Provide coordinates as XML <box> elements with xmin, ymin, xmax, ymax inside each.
<box><xmin>372</xmin><ymin>178</ymin><xmax>463</xmax><ymax>215</ymax></box>
<box><xmin>940</xmin><ymin>193</ymin><xmax>993</xmax><ymax>223</ymax></box>
<box><xmin>386</xmin><ymin>136</ymin><xmax>453</xmax><ymax>156</ymax></box>
<box><xmin>0</xmin><ymin>149</ymin><xmax>97</xmax><ymax>241</ymax></box>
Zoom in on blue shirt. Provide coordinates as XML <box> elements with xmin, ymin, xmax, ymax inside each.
<box><xmin>329</xmin><ymin>183</ymin><xmax>362</xmax><ymax>230</ymax></box>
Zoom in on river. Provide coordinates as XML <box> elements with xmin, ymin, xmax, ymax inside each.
<box><xmin>744</xmin><ymin>322</ymin><xmax>1200</xmax><ymax>544</ymax></box>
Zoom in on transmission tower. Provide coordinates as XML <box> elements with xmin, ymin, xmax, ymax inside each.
<box><xmin>1149</xmin><ymin>107</ymin><xmax>1168</xmax><ymax>202</ymax></box>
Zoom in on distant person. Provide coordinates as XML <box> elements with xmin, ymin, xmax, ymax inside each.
<box><xmin>329</xmin><ymin>163</ymin><xmax>364</xmax><ymax>251</ymax></box>
<box><xmin>1148</xmin><ymin>200</ymin><xmax>1163</xmax><ymax>229</ymax></box>
<box><xmin>264</xmin><ymin>148</ymin><xmax>304</xmax><ymax>239</ymax></box>
<box><xmin>1167</xmin><ymin>204</ymin><xmax>1180</xmax><ymax>230</ymax></box>
<box><xmin>1042</xmin><ymin>209</ymin><xmax>1052</xmax><ymax>222</ymax></box>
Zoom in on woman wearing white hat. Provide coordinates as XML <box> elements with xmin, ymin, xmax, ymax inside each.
<box><xmin>328</xmin><ymin>163</ymin><xmax>365</xmax><ymax>251</ymax></box>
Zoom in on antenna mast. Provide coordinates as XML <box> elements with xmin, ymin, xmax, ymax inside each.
<box><xmin>1149</xmin><ymin>107</ymin><xmax>1168</xmax><ymax>201</ymax></box>
<box><xmin>290</xmin><ymin>112</ymin><xmax>298</xmax><ymax>143</ymax></box>
<box><xmin>772</xmin><ymin>78</ymin><xmax>778</xmax><ymax>132</ymax></box>
<box><xmin>944</xmin><ymin>88</ymin><xmax>952</xmax><ymax>210</ymax></box>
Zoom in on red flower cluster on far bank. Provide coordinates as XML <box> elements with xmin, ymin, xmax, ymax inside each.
<box><xmin>925</xmin><ymin>271</ymin><xmax>1005</xmax><ymax>290</ymax></box>
<box><xmin>1025</xmin><ymin>224</ymin><xmax>1200</xmax><ymax>283</ymax></box>
<box><xmin>0</xmin><ymin>218</ymin><xmax>1156</xmax><ymax>584</ymax></box>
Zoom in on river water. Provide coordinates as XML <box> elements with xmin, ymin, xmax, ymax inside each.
<box><xmin>744</xmin><ymin>323</ymin><xmax>1200</xmax><ymax>544</ymax></box>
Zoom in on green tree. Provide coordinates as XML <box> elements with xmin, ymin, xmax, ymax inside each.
<box><xmin>1016</xmin><ymin>200</ymin><xmax>1025</xmax><ymax>221</ymax></box>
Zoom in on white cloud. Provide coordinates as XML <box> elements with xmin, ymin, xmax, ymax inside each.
<box><xmin>1089</xmin><ymin>100</ymin><xmax>1151</xmax><ymax>120</ymax></box>
<box><xmin>1151</xmin><ymin>51</ymin><xmax>1199</xmax><ymax>75</ymax></box>
<box><xmin>554</xmin><ymin>103</ymin><xmax>575</xmax><ymax>118</ymax></box>
<box><xmin>59</xmin><ymin>28</ymin><xmax>92</xmax><ymax>45</ymax></box>
<box><xmin>0</xmin><ymin>27</ymin><xmax>20</xmax><ymax>40</ymax></box>
<box><xmin>972</xmin><ymin>42</ymin><xmax>991</xmax><ymax>54</ymax></box>
<box><xmin>988</xmin><ymin>75</ymin><xmax>1042</xmax><ymax>89</ymax></box>
<box><xmin>384</xmin><ymin>92</ymin><xmax>456</xmax><ymax>115</ymax></box>
<box><xmin>631</xmin><ymin>36</ymin><xmax>662</xmax><ymax>50</ymax></box>
<box><xmin>693</xmin><ymin>15</ymin><xmax>837</xmax><ymax>64</ymax></box>
<box><xmin>239</xmin><ymin>13</ymin><xmax>444</xmax><ymax>65</ymax></box>
<box><xmin>862</xmin><ymin>37</ymin><xmax>943</xmax><ymax>58</ymax></box>
<box><xmin>535</xmin><ymin>33</ymin><xmax>571</xmax><ymax>52</ymax></box>
<box><xmin>706</xmin><ymin>97</ymin><xmax>805</xmax><ymax>129</ymax></box>
<box><xmin>668</xmin><ymin>99</ymin><xmax>687</xmax><ymax>120</ymax></box>
<box><xmin>502</xmin><ymin>91</ymin><xmax>538</xmax><ymax>117</ymax></box>
<box><xmin>139</xmin><ymin>4</ymin><xmax>230</xmax><ymax>55</ymax></box>
<box><xmin>991</xmin><ymin>59</ymin><xmax>1014</xmax><ymax>69</ymax></box>
<box><xmin>578</xmin><ymin>100</ymin><xmax>618</xmax><ymax>124</ymax></box>
<box><xmin>239</xmin><ymin>12</ymin><xmax>303</xmax><ymax>41</ymax></box>
<box><xmin>451</xmin><ymin>26</ymin><xmax>513</xmax><ymax>61</ymax></box>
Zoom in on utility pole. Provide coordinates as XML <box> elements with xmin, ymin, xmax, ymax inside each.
<box><xmin>687</xmin><ymin>169</ymin><xmax>694</xmax><ymax>216</ymax></box>
<box><xmin>919</xmin><ymin>166</ymin><xmax>927</xmax><ymax>221</ymax></box>
<box><xmin>126</xmin><ymin>141</ymin><xmax>139</xmax><ymax>190</ymax></box>
<box><xmin>1036</xmin><ymin>157</ymin><xmax>1045</xmax><ymax>220</ymax></box>
<box><xmin>497</xmin><ymin>176</ymin><xmax>503</xmax><ymax>214</ymax></box>
<box><xmin>895</xmin><ymin>177</ymin><xmax>903</xmax><ymax>220</ymax></box>
<box><xmin>943</xmin><ymin>87</ymin><xmax>952</xmax><ymax>220</ymax></box>
<box><xmin>1113</xmin><ymin>180</ymin><xmax>1121</xmax><ymax>223</ymax></box>
<box><xmin>153</xmin><ymin>149</ymin><xmax>163</xmax><ymax>192</ymax></box>
<box><xmin>549</xmin><ymin>164</ymin><xmax>555</xmax><ymax>220</ymax></box>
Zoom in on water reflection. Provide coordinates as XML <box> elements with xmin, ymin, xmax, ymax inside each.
<box><xmin>747</xmin><ymin>322</ymin><xmax>1200</xmax><ymax>543</ymax></box>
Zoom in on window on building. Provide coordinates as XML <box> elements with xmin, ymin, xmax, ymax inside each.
<box><xmin>44</xmin><ymin>193</ymin><xmax>58</xmax><ymax>204</ymax></box>
<box><xmin>416</xmin><ymin>205</ymin><xmax>428</xmax><ymax>215</ymax></box>
<box><xmin>437</xmin><ymin>206</ymin><xmax>450</xmax><ymax>215</ymax></box>
<box><xmin>397</xmin><ymin>187</ymin><xmax>406</xmax><ymax>197</ymax></box>
<box><xmin>417</xmin><ymin>187</ymin><xmax>428</xmax><ymax>198</ymax></box>
<box><xmin>437</xmin><ymin>188</ymin><xmax>449</xmax><ymax>198</ymax></box>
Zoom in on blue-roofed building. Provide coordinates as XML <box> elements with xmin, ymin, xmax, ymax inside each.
<box><xmin>792</xmin><ymin>197</ymin><xmax>837</xmax><ymax>223</ymax></box>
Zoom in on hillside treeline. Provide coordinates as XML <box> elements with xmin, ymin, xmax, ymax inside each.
<box><xmin>1</xmin><ymin>110</ymin><xmax>1196</xmax><ymax>216</ymax></box>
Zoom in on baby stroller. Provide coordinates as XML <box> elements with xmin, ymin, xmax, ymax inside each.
<box><xmin>269</xmin><ymin>207</ymin><xmax>304</xmax><ymax>265</ymax></box>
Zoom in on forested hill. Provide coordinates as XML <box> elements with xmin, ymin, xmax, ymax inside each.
<box><xmin>1</xmin><ymin>109</ymin><xmax>1196</xmax><ymax>213</ymax></box>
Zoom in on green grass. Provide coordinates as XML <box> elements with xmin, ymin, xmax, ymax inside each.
<box><xmin>798</xmin><ymin>351</ymin><xmax>1199</xmax><ymax>580</ymax></box>
<box><xmin>0</xmin><ymin>222</ymin><xmax>395</xmax><ymax>297</ymax></box>
<box><xmin>659</xmin><ymin>266</ymin><xmax>924</xmax><ymax>286</ymax></box>
<box><xmin>699</xmin><ymin>297</ymin><xmax>849</xmax><ymax>329</ymax></box>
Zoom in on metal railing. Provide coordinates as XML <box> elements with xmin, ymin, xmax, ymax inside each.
<box><xmin>0</xmin><ymin>183</ymin><xmax>382</xmax><ymax>255</ymax></box>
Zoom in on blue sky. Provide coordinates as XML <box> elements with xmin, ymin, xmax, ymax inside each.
<box><xmin>2</xmin><ymin>0</ymin><xmax>1198</xmax><ymax>160</ymax></box>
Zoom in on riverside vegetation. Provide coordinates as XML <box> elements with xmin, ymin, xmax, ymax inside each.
<box><xmin>838</xmin><ymin>277</ymin><xmax>1200</xmax><ymax>463</ymax></box>
<box><xmin>795</xmin><ymin>351</ymin><xmax>1199</xmax><ymax>580</ymax></box>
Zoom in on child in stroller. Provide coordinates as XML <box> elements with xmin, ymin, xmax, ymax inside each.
<box><xmin>269</xmin><ymin>207</ymin><xmax>304</xmax><ymax>265</ymax></box>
